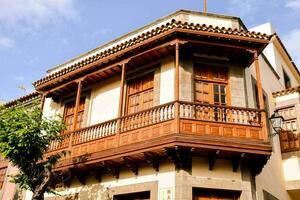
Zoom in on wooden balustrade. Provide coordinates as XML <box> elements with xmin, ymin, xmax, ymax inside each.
<box><xmin>120</xmin><ymin>102</ymin><xmax>175</xmax><ymax>132</ymax></box>
<box><xmin>72</xmin><ymin>119</ymin><xmax>118</xmax><ymax>145</ymax></box>
<box><xmin>48</xmin><ymin>133</ymin><xmax>71</xmax><ymax>151</ymax></box>
<box><xmin>47</xmin><ymin>101</ymin><xmax>265</xmax><ymax>153</ymax></box>
<box><xmin>179</xmin><ymin>101</ymin><xmax>262</xmax><ymax>126</ymax></box>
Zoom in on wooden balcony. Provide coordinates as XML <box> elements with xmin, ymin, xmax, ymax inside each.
<box><xmin>46</xmin><ymin>101</ymin><xmax>271</xmax><ymax>176</ymax></box>
<box><xmin>280</xmin><ymin>130</ymin><xmax>300</xmax><ymax>153</ymax></box>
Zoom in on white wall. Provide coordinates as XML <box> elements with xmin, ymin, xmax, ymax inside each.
<box><xmin>160</xmin><ymin>56</ymin><xmax>175</xmax><ymax>104</ymax></box>
<box><xmin>88</xmin><ymin>77</ymin><xmax>120</xmax><ymax>125</ymax></box>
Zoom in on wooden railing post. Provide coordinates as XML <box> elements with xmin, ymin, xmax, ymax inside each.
<box><xmin>116</xmin><ymin>62</ymin><xmax>126</xmax><ymax>147</ymax></box>
<box><xmin>253</xmin><ymin>51</ymin><xmax>268</xmax><ymax>141</ymax></box>
<box><xmin>69</xmin><ymin>79</ymin><xmax>83</xmax><ymax>150</ymax></box>
<box><xmin>174</xmin><ymin>42</ymin><xmax>180</xmax><ymax>133</ymax></box>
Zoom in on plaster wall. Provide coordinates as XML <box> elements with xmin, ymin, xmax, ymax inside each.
<box><xmin>42</xmin><ymin>98</ymin><xmax>62</xmax><ymax>119</ymax></box>
<box><xmin>36</xmin><ymin>158</ymin><xmax>256</xmax><ymax>200</ymax></box>
<box><xmin>160</xmin><ymin>56</ymin><xmax>175</xmax><ymax>104</ymax></box>
<box><xmin>88</xmin><ymin>77</ymin><xmax>120</xmax><ymax>125</ymax></box>
<box><xmin>244</xmin><ymin>55</ymin><xmax>291</xmax><ymax>200</ymax></box>
<box><xmin>41</xmin><ymin>161</ymin><xmax>175</xmax><ymax>200</ymax></box>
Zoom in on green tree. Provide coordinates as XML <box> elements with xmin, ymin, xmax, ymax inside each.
<box><xmin>0</xmin><ymin>105</ymin><xmax>65</xmax><ymax>200</ymax></box>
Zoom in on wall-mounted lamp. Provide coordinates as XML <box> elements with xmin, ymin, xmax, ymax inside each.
<box><xmin>269</xmin><ymin>111</ymin><xmax>284</xmax><ymax>137</ymax></box>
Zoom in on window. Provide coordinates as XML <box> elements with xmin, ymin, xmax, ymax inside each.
<box><xmin>283</xmin><ymin>70</ymin><xmax>291</xmax><ymax>89</ymax></box>
<box><xmin>0</xmin><ymin>167</ymin><xmax>7</xmax><ymax>189</ymax></box>
<box><xmin>194</xmin><ymin>64</ymin><xmax>228</xmax><ymax>105</ymax></box>
<box><xmin>126</xmin><ymin>73</ymin><xmax>154</xmax><ymax>114</ymax></box>
<box><xmin>63</xmin><ymin>97</ymin><xmax>86</xmax><ymax>133</ymax></box>
<box><xmin>193</xmin><ymin>188</ymin><xmax>240</xmax><ymax>200</ymax></box>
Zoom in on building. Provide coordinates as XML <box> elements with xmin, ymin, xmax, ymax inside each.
<box><xmin>1</xmin><ymin>10</ymin><xmax>300</xmax><ymax>200</ymax></box>
<box><xmin>272</xmin><ymin>86</ymin><xmax>300</xmax><ymax>199</ymax></box>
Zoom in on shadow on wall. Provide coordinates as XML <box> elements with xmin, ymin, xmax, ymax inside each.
<box><xmin>43</xmin><ymin>184</ymin><xmax>111</xmax><ymax>200</ymax></box>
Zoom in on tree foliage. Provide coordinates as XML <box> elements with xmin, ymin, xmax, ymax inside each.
<box><xmin>0</xmin><ymin>105</ymin><xmax>65</xmax><ymax>200</ymax></box>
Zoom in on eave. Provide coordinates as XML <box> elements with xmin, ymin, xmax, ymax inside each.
<box><xmin>33</xmin><ymin>19</ymin><xmax>271</xmax><ymax>92</ymax></box>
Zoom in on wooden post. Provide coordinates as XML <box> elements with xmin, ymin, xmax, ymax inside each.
<box><xmin>40</xmin><ymin>93</ymin><xmax>46</xmax><ymax>111</ymax></box>
<box><xmin>117</xmin><ymin>63</ymin><xmax>126</xmax><ymax>147</ymax></box>
<box><xmin>73</xmin><ymin>80</ymin><xmax>83</xmax><ymax>131</ymax></box>
<box><xmin>174</xmin><ymin>42</ymin><xmax>180</xmax><ymax>134</ymax></box>
<box><xmin>68</xmin><ymin>80</ymin><xmax>83</xmax><ymax>150</ymax></box>
<box><xmin>253</xmin><ymin>51</ymin><xmax>268</xmax><ymax>141</ymax></box>
<box><xmin>204</xmin><ymin>0</ymin><xmax>207</xmax><ymax>14</ymax></box>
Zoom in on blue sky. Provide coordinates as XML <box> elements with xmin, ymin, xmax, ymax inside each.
<box><xmin>0</xmin><ymin>0</ymin><xmax>299</xmax><ymax>101</ymax></box>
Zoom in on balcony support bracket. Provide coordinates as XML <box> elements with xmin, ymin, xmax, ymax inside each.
<box><xmin>208</xmin><ymin>150</ymin><xmax>220</xmax><ymax>171</ymax></box>
<box><xmin>164</xmin><ymin>146</ymin><xmax>192</xmax><ymax>172</ymax></box>
<box><xmin>123</xmin><ymin>157</ymin><xmax>139</xmax><ymax>175</ymax></box>
<box><xmin>144</xmin><ymin>152</ymin><xmax>160</xmax><ymax>172</ymax></box>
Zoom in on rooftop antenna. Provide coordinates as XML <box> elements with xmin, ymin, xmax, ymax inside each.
<box><xmin>204</xmin><ymin>0</ymin><xmax>207</xmax><ymax>14</ymax></box>
<box><xmin>18</xmin><ymin>85</ymin><xmax>27</xmax><ymax>95</ymax></box>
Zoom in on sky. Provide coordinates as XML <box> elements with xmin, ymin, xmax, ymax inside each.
<box><xmin>0</xmin><ymin>0</ymin><xmax>299</xmax><ymax>101</ymax></box>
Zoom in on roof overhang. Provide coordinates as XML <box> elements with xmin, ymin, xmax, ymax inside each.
<box><xmin>34</xmin><ymin>20</ymin><xmax>271</xmax><ymax>93</ymax></box>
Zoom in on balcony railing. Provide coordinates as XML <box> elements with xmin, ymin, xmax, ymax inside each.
<box><xmin>47</xmin><ymin>101</ymin><xmax>265</xmax><ymax>156</ymax></box>
<box><xmin>179</xmin><ymin>101</ymin><xmax>262</xmax><ymax>126</ymax></box>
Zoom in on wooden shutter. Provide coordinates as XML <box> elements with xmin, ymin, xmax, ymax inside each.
<box><xmin>63</xmin><ymin>101</ymin><xmax>75</xmax><ymax>133</ymax></box>
<box><xmin>194</xmin><ymin>65</ymin><xmax>229</xmax><ymax>105</ymax></box>
<box><xmin>63</xmin><ymin>97</ymin><xmax>86</xmax><ymax>133</ymax></box>
<box><xmin>195</xmin><ymin>81</ymin><xmax>211</xmax><ymax>104</ymax></box>
<box><xmin>127</xmin><ymin>73</ymin><xmax>154</xmax><ymax>114</ymax></box>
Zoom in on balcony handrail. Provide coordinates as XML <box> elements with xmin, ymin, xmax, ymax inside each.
<box><xmin>179</xmin><ymin>101</ymin><xmax>263</xmax><ymax>126</ymax></box>
<box><xmin>119</xmin><ymin>101</ymin><xmax>176</xmax><ymax>120</ymax></box>
<box><xmin>178</xmin><ymin>101</ymin><xmax>265</xmax><ymax>112</ymax></box>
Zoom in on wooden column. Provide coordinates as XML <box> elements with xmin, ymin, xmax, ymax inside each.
<box><xmin>40</xmin><ymin>92</ymin><xmax>47</xmax><ymax>111</ymax></box>
<box><xmin>117</xmin><ymin>63</ymin><xmax>126</xmax><ymax>147</ymax></box>
<box><xmin>174</xmin><ymin>42</ymin><xmax>180</xmax><ymax>133</ymax></box>
<box><xmin>68</xmin><ymin>80</ymin><xmax>83</xmax><ymax>150</ymax></box>
<box><xmin>253</xmin><ymin>51</ymin><xmax>268</xmax><ymax>141</ymax></box>
<box><xmin>118</xmin><ymin>63</ymin><xmax>126</xmax><ymax>118</ymax></box>
<box><xmin>73</xmin><ymin>80</ymin><xmax>83</xmax><ymax>131</ymax></box>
